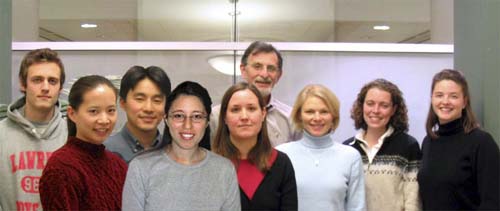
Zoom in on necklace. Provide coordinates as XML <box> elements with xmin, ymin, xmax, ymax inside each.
<box><xmin>307</xmin><ymin>148</ymin><xmax>329</xmax><ymax>167</ymax></box>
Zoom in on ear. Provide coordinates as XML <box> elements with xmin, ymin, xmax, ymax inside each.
<box><xmin>19</xmin><ymin>78</ymin><xmax>26</xmax><ymax>92</ymax></box>
<box><xmin>240</xmin><ymin>64</ymin><xmax>247</xmax><ymax>80</ymax></box>
<box><xmin>276</xmin><ymin>70</ymin><xmax>283</xmax><ymax>81</ymax></box>
<box><xmin>119</xmin><ymin>98</ymin><xmax>126</xmax><ymax>109</ymax></box>
<box><xmin>391</xmin><ymin>105</ymin><xmax>398</xmax><ymax>116</ymax></box>
<box><xmin>67</xmin><ymin>106</ymin><xmax>76</xmax><ymax>122</ymax></box>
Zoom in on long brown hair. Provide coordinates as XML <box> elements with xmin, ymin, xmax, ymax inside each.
<box><xmin>212</xmin><ymin>82</ymin><xmax>272</xmax><ymax>172</ymax></box>
<box><xmin>425</xmin><ymin>69</ymin><xmax>479</xmax><ymax>139</ymax></box>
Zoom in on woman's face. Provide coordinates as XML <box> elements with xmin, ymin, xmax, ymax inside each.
<box><xmin>432</xmin><ymin>79</ymin><xmax>466</xmax><ymax>124</ymax></box>
<box><xmin>224</xmin><ymin>89</ymin><xmax>266</xmax><ymax>142</ymax></box>
<box><xmin>68</xmin><ymin>85</ymin><xmax>117</xmax><ymax>144</ymax></box>
<box><xmin>167</xmin><ymin>95</ymin><xmax>208</xmax><ymax>151</ymax></box>
<box><xmin>363</xmin><ymin>88</ymin><xmax>396</xmax><ymax>132</ymax></box>
<box><xmin>300</xmin><ymin>96</ymin><xmax>334</xmax><ymax>137</ymax></box>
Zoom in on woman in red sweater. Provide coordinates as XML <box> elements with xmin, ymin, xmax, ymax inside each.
<box><xmin>39</xmin><ymin>75</ymin><xmax>127</xmax><ymax>210</ymax></box>
<box><xmin>212</xmin><ymin>82</ymin><xmax>297</xmax><ymax>210</ymax></box>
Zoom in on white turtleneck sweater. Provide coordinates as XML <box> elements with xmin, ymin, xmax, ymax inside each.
<box><xmin>276</xmin><ymin>131</ymin><xmax>366</xmax><ymax>211</ymax></box>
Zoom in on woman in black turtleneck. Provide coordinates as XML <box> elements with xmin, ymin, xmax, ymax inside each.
<box><xmin>418</xmin><ymin>69</ymin><xmax>499</xmax><ymax>210</ymax></box>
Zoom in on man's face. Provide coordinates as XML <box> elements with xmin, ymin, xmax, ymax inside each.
<box><xmin>21</xmin><ymin>62</ymin><xmax>62</xmax><ymax>114</ymax></box>
<box><xmin>240</xmin><ymin>52</ymin><xmax>282</xmax><ymax>98</ymax></box>
<box><xmin>121</xmin><ymin>78</ymin><xmax>166</xmax><ymax>134</ymax></box>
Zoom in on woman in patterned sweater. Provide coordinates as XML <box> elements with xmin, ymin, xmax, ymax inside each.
<box><xmin>344</xmin><ymin>79</ymin><xmax>422</xmax><ymax>211</ymax></box>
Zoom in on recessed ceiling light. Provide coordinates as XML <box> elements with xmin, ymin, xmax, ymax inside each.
<box><xmin>373</xmin><ymin>25</ymin><xmax>390</xmax><ymax>31</ymax></box>
<box><xmin>81</xmin><ymin>23</ymin><xmax>97</xmax><ymax>28</ymax></box>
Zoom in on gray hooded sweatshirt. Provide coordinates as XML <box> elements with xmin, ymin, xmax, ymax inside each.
<box><xmin>0</xmin><ymin>97</ymin><xmax>67</xmax><ymax>211</ymax></box>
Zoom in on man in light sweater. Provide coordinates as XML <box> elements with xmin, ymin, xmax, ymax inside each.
<box><xmin>210</xmin><ymin>41</ymin><xmax>301</xmax><ymax>147</ymax></box>
<box><xmin>0</xmin><ymin>48</ymin><xmax>67</xmax><ymax>211</ymax></box>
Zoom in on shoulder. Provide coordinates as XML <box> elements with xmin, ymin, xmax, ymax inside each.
<box><xmin>129</xmin><ymin>149</ymin><xmax>165</xmax><ymax>170</ymax></box>
<box><xmin>275</xmin><ymin>150</ymin><xmax>294</xmax><ymax>166</ymax></box>
<box><xmin>389</xmin><ymin>132</ymin><xmax>421</xmax><ymax>149</ymax></box>
<box><xmin>205</xmin><ymin>151</ymin><xmax>235</xmax><ymax>173</ymax></box>
<box><xmin>275</xmin><ymin>141</ymin><xmax>300</xmax><ymax>153</ymax></box>
<box><xmin>334</xmin><ymin>143</ymin><xmax>362</xmax><ymax>160</ymax></box>
<box><xmin>469</xmin><ymin>128</ymin><xmax>499</xmax><ymax>149</ymax></box>
<box><xmin>104</xmin><ymin>130</ymin><xmax>127</xmax><ymax>149</ymax></box>
<box><xmin>342</xmin><ymin>136</ymin><xmax>356</xmax><ymax>145</ymax></box>
<box><xmin>106</xmin><ymin>150</ymin><xmax>127</xmax><ymax>167</ymax></box>
<box><xmin>206</xmin><ymin>151</ymin><xmax>233</xmax><ymax>167</ymax></box>
<box><xmin>270</xmin><ymin>98</ymin><xmax>292</xmax><ymax>115</ymax></box>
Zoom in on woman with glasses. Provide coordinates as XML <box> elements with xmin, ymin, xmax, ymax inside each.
<box><xmin>212</xmin><ymin>82</ymin><xmax>298</xmax><ymax>211</ymax></box>
<box><xmin>122</xmin><ymin>81</ymin><xmax>240</xmax><ymax>211</ymax></box>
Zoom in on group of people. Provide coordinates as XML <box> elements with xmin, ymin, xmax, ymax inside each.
<box><xmin>0</xmin><ymin>41</ymin><xmax>498</xmax><ymax>211</ymax></box>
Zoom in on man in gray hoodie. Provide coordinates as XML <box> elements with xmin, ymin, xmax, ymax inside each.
<box><xmin>0</xmin><ymin>48</ymin><xmax>67</xmax><ymax>211</ymax></box>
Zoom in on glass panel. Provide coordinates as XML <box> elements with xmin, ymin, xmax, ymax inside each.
<box><xmin>11</xmin><ymin>50</ymin><xmax>237</xmax><ymax>131</ymax></box>
<box><xmin>275</xmin><ymin>51</ymin><xmax>453</xmax><ymax>142</ymax></box>
<box><xmin>12</xmin><ymin>50</ymin><xmax>452</xmax><ymax>140</ymax></box>
<box><xmin>12</xmin><ymin>0</ymin><xmax>452</xmax><ymax>43</ymax></box>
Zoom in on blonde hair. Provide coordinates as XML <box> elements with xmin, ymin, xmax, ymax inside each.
<box><xmin>291</xmin><ymin>84</ymin><xmax>340</xmax><ymax>132</ymax></box>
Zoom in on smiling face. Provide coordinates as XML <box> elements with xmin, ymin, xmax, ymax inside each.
<box><xmin>300</xmin><ymin>96</ymin><xmax>334</xmax><ymax>137</ymax></box>
<box><xmin>21</xmin><ymin>62</ymin><xmax>62</xmax><ymax>117</ymax></box>
<box><xmin>68</xmin><ymin>85</ymin><xmax>117</xmax><ymax>145</ymax></box>
<box><xmin>240</xmin><ymin>52</ymin><xmax>282</xmax><ymax>99</ymax></box>
<box><xmin>432</xmin><ymin>79</ymin><xmax>466</xmax><ymax>124</ymax></box>
<box><xmin>224</xmin><ymin>89</ymin><xmax>267</xmax><ymax>143</ymax></box>
<box><xmin>121</xmin><ymin>78</ymin><xmax>166</xmax><ymax>135</ymax></box>
<box><xmin>167</xmin><ymin>95</ymin><xmax>208</xmax><ymax>151</ymax></box>
<box><xmin>363</xmin><ymin>88</ymin><xmax>396</xmax><ymax>132</ymax></box>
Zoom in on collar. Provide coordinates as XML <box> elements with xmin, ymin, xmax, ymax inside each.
<box><xmin>300</xmin><ymin>130</ymin><xmax>334</xmax><ymax>149</ymax></box>
<box><xmin>120</xmin><ymin>125</ymin><xmax>161</xmax><ymax>153</ymax></box>
<box><xmin>349</xmin><ymin>126</ymin><xmax>394</xmax><ymax>146</ymax></box>
<box><xmin>67</xmin><ymin>136</ymin><xmax>106</xmax><ymax>158</ymax></box>
<box><xmin>437</xmin><ymin>118</ymin><xmax>464</xmax><ymax>136</ymax></box>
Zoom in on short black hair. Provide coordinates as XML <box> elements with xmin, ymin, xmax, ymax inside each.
<box><xmin>119</xmin><ymin>65</ymin><xmax>171</xmax><ymax>101</ymax></box>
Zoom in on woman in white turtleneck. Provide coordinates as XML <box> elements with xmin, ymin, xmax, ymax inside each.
<box><xmin>276</xmin><ymin>84</ymin><xmax>366</xmax><ymax>211</ymax></box>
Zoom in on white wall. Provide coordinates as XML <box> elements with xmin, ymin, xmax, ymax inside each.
<box><xmin>11</xmin><ymin>50</ymin><xmax>453</xmax><ymax>142</ymax></box>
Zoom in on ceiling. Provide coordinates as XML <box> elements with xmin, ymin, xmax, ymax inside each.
<box><xmin>12</xmin><ymin>0</ymin><xmax>441</xmax><ymax>43</ymax></box>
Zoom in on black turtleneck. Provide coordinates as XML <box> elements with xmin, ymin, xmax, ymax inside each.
<box><xmin>418</xmin><ymin>118</ymin><xmax>500</xmax><ymax>210</ymax></box>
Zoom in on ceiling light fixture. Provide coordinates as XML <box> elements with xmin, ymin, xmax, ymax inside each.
<box><xmin>81</xmin><ymin>23</ymin><xmax>97</xmax><ymax>28</ymax></box>
<box><xmin>208</xmin><ymin>55</ymin><xmax>242</xmax><ymax>76</ymax></box>
<box><xmin>373</xmin><ymin>25</ymin><xmax>390</xmax><ymax>31</ymax></box>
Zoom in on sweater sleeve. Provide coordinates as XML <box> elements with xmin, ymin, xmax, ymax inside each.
<box><xmin>475</xmin><ymin>132</ymin><xmax>500</xmax><ymax>210</ymax></box>
<box><xmin>122</xmin><ymin>159</ymin><xmax>147</xmax><ymax>210</ymax></box>
<box><xmin>39</xmin><ymin>167</ymin><xmax>80</xmax><ymax>210</ymax></box>
<box><xmin>346</xmin><ymin>153</ymin><xmax>367</xmax><ymax>211</ymax></box>
<box><xmin>221</xmin><ymin>163</ymin><xmax>241</xmax><ymax>211</ymax></box>
<box><xmin>403</xmin><ymin>140</ymin><xmax>423</xmax><ymax>211</ymax></box>
<box><xmin>279</xmin><ymin>153</ymin><xmax>298</xmax><ymax>211</ymax></box>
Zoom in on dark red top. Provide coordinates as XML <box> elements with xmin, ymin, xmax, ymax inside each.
<box><xmin>39</xmin><ymin>136</ymin><xmax>127</xmax><ymax>210</ymax></box>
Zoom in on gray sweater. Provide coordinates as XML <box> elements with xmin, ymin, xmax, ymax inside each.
<box><xmin>122</xmin><ymin>148</ymin><xmax>241</xmax><ymax>211</ymax></box>
<box><xmin>0</xmin><ymin>97</ymin><xmax>67</xmax><ymax>211</ymax></box>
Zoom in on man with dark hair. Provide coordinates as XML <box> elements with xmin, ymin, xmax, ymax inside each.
<box><xmin>105</xmin><ymin>65</ymin><xmax>171</xmax><ymax>163</ymax></box>
<box><xmin>210</xmin><ymin>41</ymin><xmax>300</xmax><ymax>147</ymax></box>
<box><xmin>0</xmin><ymin>48</ymin><xmax>67</xmax><ymax>211</ymax></box>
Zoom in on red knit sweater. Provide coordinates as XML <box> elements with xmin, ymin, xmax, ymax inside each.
<box><xmin>39</xmin><ymin>136</ymin><xmax>127</xmax><ymax>210</ymax></box>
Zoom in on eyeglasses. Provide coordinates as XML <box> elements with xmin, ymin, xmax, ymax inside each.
<box><xmin>249</xmin><ymin>63</ymin><xmax>279</xmax><ymax>74</ymax></box>
<box><xmin>168</xmin><ymin>112</ymin><xmax>207</xmax><ymax>123</ymax></box>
